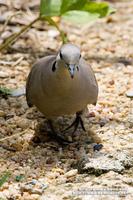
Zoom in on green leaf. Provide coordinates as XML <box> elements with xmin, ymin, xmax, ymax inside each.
<box><xmin>40</xmin><ymin>0</ymin><xmax>61</xmax><ymax>17</ymax></box>
<box><xmin>82</xmin><ymin>2</ymin><xmax>109</xmax><ymax>17</ymax></box>
<box><xmin>40</xmin><ymin>0</ymin><xmax>110</xmax><ymax>18</ymax></box>
<box><xmin>60</xmin><ymin>0</ymin><xmax>87</xmax><ymax>15</ymax></box>
<box><xmin>0</xmin><ymin>172</ymin><xmax>11</xmax><ymax>187</ymax></box>
<box><xmin>0</xmin><ymin>86</ymin><xmax>11</xmax><ymax>95</ymax></box>
<box><xmin>63</xmin><ymin>10</ymin><xmax>99</xmax><ymax>24</ymax></box>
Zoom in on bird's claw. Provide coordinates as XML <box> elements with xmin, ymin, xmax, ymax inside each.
<box><xmin>63</xmin><ymin>114</ymin><xmax>86</xmax><ymax>134</ymax></box>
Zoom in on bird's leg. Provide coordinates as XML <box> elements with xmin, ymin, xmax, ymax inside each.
<box><xmin>63</xmin><ymin>111</ymin><xmax>86</xmax><ymax>133</ymax></box>
<box><xmin>47</xmin><ymin>119</ymin><xmax>71</xmax><ymax>144</ymax></box>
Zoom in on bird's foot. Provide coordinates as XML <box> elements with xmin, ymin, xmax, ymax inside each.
<box><xmin>63</xmin><ymin>112</ymin><xmax>86</xmax><ymax>134</ymax></box>
<box><xmin>47</xmin><ymin>120</ymin><xmax>71</xmax><ymax>144</ymax></box>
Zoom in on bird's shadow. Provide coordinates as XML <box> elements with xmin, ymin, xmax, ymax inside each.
<box><xmin>30</xmin><ymin>115</ymin><xmax>102</xmax><ymax>148</ymax></box>
<box><xmin>26</xmin><ymin>116</ymin><xmax>104</xmax><ymax>173</ymax></box>
<box><xmin>25</xmin><ymin>106</ymin><xmax>103</xmax><ymax>152</ymax></box>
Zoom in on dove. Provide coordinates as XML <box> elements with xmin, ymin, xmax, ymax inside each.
<box><xmin>26</xmin><ymin>44</ymin><xmax>98</xmax><ymax>143</ymax></box>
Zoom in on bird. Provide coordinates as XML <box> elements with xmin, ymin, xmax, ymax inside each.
<box><xmin>26</xmin><ymin>43</ymin><xmax>98</xmax><ymax>143</ymax></box>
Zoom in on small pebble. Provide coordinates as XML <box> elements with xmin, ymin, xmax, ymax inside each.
<box><xmin>109</xmin><ymin>80</ymin><xmax>115</xmax><ymax>85</ymax></box>
<box><xmin>27</xmin><ymin>179</ymin><xmax>37</xmax><ymax>185</ymax></box>
<box><xmin>0</xmin><ymin>71</ymin><xmax>9</xmax><ymax>78</ymax></box>
<box><xmin>48</xmin><ymin>29</ymin><xmax>59</xmax><ymax>38</ymax></box>
<box><xmin>126</xmin><ymin>90</ymin><xmax>133</xmax><ymax>98</ymax></box>
<box><xmin>64</xmin><ymin>169</ymin><xmax>78</xmax><ymax>178</ymax></box>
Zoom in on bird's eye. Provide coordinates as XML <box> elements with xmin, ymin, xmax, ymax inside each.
<box><xmin>79</xmin><ymin>54</ymin><xmax>81</xmax><ymax>59</ymax></box>
<box><xmin>60</xmin><ymin>51</ymin><xmax>63</xmax><ymax>59</ymax></box>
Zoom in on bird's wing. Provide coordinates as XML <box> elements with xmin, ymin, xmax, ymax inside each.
<box><xmin>26</xmin><ymin>55</ymin><xmax>56</xmax><ymax>107</ymax></box>
<box><xmin>80</xmin><ymin>58</ymin><xmax>98</xmax><ymax>105</ymax></box>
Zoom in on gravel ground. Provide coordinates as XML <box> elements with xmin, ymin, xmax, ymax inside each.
<box><xmin>0</xmin><ymin>0</ymin><xmax>133</xmax><ymax>199</ymax></box>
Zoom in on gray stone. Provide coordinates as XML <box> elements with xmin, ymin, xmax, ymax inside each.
<box><xmin>82</xmin><ymin>150</ymin><xmax>133</xmax><ymax>175</ymax></box>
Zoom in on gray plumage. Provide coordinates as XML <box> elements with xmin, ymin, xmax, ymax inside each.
<box><xmin>26</xmin><ymin>44</ymin><xmax>98</xmax><ymax>120</ymax></box>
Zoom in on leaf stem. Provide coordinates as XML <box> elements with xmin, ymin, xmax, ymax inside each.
<box><xmin>41</xmin><ymin>16</ymin><xmax>67</xmax><ymax>44</ymax></box>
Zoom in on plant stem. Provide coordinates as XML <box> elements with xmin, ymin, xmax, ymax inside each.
<box><xmin>42</xmin><ymin>16</ymin><xmax>67</xmax><ymax>44</ymax></box>
<box><xmin>0</xmin><ymin>16</ymin><xmax>41</xmax><ymax>52</ymax></box>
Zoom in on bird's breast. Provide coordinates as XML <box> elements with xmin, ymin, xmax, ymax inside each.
<box><xmin>40</xmin><ymin>71</ymin><xmax>89</xmax><ymax>116</ymax></box>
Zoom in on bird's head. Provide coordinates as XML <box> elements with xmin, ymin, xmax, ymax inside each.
<box><xmin>57</xmin><ymin>44</ymin><xmax>81</xmax><ymax>78</ymax></box>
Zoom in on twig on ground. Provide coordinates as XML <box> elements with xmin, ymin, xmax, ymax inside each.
<box><xmin>0</xmin><ymin>129</ymin><xmax>28</xmax><ymax>142</ymax></box>
<box><xmin>0</xmin><ymin>11</ymin><xmax>22</xmax><ymax>34</ymax></box>
<box><xmin>12</xmin><ymin>56</ymin><xmax>24</xmax><ymax>67</ymax></box>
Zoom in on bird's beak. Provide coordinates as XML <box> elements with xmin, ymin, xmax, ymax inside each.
<box><xmin>68</xmin><ymin>64</ymin><xmax>75</xmax><ymax>78</ymax></box>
